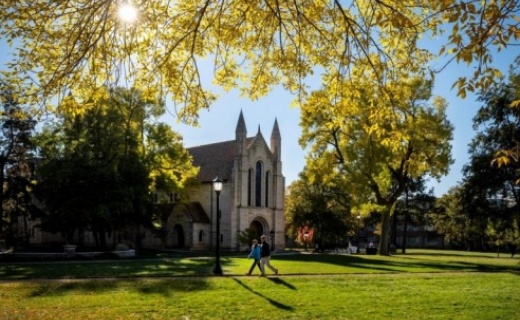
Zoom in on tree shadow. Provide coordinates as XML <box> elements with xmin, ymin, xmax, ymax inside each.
<box><xmin>275</xmin><ymin>253</ymin><xmax>520</xmax><ymax>273</ymax></box>
<box><xmin>267</xmin><ymin>277</ymin><xmax>297</xmax><ymax>290</ymax></box>
<box><xmin>232</xmin><ymin>278</ymin><xmax>294</xmax><ymax>311</ymax></box>
<box><xmin>27</xmin><ymin>278</ymin><xmax>210</xmax><ymax>298</ymax></box>
<box><xmin>0</xmin><ymin>257</ymin><xmax>223</xmax><ymax>280</ymax></box>
<box><xmin>398</xmin><ymin>252</ymin><xmax>501</xmax><ymax>259</ymax></box>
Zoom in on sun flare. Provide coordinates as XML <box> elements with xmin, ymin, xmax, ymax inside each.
<box><xmin>118</xmin><ymin>3</ymin><xmax>138</xmax><ymax>23</ymax></box>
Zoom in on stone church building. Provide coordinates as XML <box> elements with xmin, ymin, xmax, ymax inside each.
<box><xmin>22</xmin><ymin>112</ymin><xmax>285</xmax><ymax>253</ymax></box>
<box><xmin>142</xmin><ymin>111</ymin><xmax>286</xmax><ymax>252</ymax></box>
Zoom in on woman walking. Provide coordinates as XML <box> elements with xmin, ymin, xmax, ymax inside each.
<box><xmin>246</xmin><ymin>239</ymin><xmax>262</xmax><ymax>275</ymax></box>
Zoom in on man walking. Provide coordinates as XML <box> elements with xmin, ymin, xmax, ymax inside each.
<box><xmin>260</xmin><ymin>235</ymin><xmax>278</xmax><ymax>276</ymax></box>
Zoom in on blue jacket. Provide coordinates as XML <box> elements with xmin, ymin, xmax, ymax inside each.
<box><xmin>248</xmin><ymin>244</ymin><xmax>261</xmax><ymax>260</ymax></box>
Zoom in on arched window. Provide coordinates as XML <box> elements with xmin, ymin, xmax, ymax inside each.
<box><xmin>199</xmin><ymin>230</ymin><xmax>204</xmax><ymax>242</ymax></box>
<box><xmin>247</xmin><ymin>168</ymin><xmax>253</xmax><ymax>206</ymax></box>
<box><xmin>265</xmin><ymin>171</ymin><xmax>270</xmax><ymax>207</ymax></box>
<box><xmin>255</xmin><ymin>161</ymin><xmax>262</xmax><ymax>207</ymax></box>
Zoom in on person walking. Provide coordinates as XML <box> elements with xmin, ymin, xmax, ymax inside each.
<box><xmin>260</xmin><ymin>235</ymin><xmax>278</xmax><ymax>276</ymax></box>
<box><xmin>246</xmin><ymin>239</ymin><xmax>262</xmax><ymax>275</ymax></box>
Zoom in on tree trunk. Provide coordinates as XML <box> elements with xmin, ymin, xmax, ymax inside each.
<box><xmin>401</xmin><ymin>187</ymin><xmax>409</xmax><ymax>254</ymax></box>
<box><xmin>379</xmin><ymin>212</ymin><xmax>391</xmax><ymax>255</ymax></box>
<box><xmin>391</xmin><ymin>211</ymin><xmax>398</xmax><ymax>249</ymax></box>
<box><xmin>99</xmin><ymin>228</ymin><xmax>107</xmax><ymax>249</ymax></box>
<box><xmin>379</xmin><ymin>204</ymin><xmax>395</xmax><ymax>255</ymax></box>
<box><xmin>402</xmin><ymin>212</ymin><xmax>408</xmax><ymax>253</ymax></box>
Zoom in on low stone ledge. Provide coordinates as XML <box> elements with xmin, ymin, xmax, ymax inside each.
<box><xmin>112</xmin><ymin>249</ymin><xmax>136</xmax><ymax>258</ymax></box>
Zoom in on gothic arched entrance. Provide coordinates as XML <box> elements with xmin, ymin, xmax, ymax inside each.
<box><xmin>249</xmin><ymin>220</ymin><xmax>264</xmax><ymax>239</ymax></box>
<box><xmin>172</xmin><ymin>224</ymin><xmax>185</xmax><ymax>248</ymax></box>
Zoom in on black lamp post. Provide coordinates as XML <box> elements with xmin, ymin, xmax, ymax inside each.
<box><xmin>212</xmin><ymin>175</ymin><xmax>223</xmax><ymax>275</ymax></box>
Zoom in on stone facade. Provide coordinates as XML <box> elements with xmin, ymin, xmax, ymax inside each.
<box><xmin>156</xmin><ymin>111</ymin><xmax>285</xmax><ymax>251</ymax></box>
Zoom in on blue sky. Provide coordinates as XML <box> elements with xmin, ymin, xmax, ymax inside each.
<box><xmin>169</xmin><ymin>48</ymin><xmax>518</xmax><ymax>197</ymax></box>
<box><xmin>1</xmin><ymin>38</ymin><xmax>517</xmax><ymax>197</ymax></box>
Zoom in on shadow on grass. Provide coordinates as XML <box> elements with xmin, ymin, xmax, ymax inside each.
<box><xmin>267</xmin><ymin>277</ymin><xmax>297</xmax><ymax>290</ymax></box>
<box><xmin>397</xmin><ymin>252</ymin><xmax>503</xmax><ymax>259</ymax></box>
<box><xmin>0</xmin><ymin>257</ymin><xmax>230</xmax><ymax>280</ymax></box>
<box><xmin>274</xmin><ymin>253</ymin><xmax>520</xmax><ymax>273</ymax></box>
<box><xmin>4</xmin><ymin>250</ymin><xmax>519</xmax><ymax>281</ymax></box>
<box><xmin>232</xmin><ymin>278</ymin><xmax>294</xmax><ymax>311</ymax></box>
<box><xmin>28</xmin><ymin>278</ymin><xmax>210</xmax><ymax>298</ymax></box>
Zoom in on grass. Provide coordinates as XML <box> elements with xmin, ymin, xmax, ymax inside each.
<box><xmin>1</xmin><ymin>249</ymin><xmax>518</xmax><ymax>279</ymax></box>
<box><xmin>0</xmin><ymin>249</ymin><xmax>519</xmax><ymax>319</ymax></box>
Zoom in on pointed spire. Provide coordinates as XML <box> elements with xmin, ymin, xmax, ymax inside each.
<box><xmin>270</xmin><ymin>118</ymin><xmax>280</xmax><ymax>140</ymax></box>
<box><xmin>236</xmin><ymin>109</ymin><xmax>247</xmax><ymax>135</ymax></box>
<box><xmin>257</xmin><ymin>124</ymin><xmax>261</xmax><ymax>135</ymax></box>
<box><xmin>236</xmin><ymin>110</ymin><xmax>247</xmax><ymax>157</ymax></box>
<box><xmin>270</xmin><ymin>118</ymin><xmax>281</xmax><ymax>159</ymax></box>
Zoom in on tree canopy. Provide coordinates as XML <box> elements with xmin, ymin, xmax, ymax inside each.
<box><xmin>285</xmin><ymin>167</ymin><xmax>351</xmax><ymax>249</ymax></box>
<box><xmin>456</xmin><ymin>57</ymin><xmax>520</xmax><ymax>251</ymax></box>
<box><xmin>34</xmin><ymin>86</ymin><xmax>198</xmax><ymax>247</ymax></box>
<box><xmin>429</xmin><ymin>186</ymin><xmax>471</xmax><ymax>249</ymax></box>
<box><xmin>300</xmin><ymin>78</ymin><xmax>454</xmax><ymax>254</ymax></box>
<box><xmin>0</xmin><ymin>1</ymin><xmax>518</xmax><ymax>122</ymax></box>
<box><xmin>0</xmin><ymin>79</ymin><xmax>36</xmax><ymax>247</ymax></box>
<box><xmin>464</xmin><ymin>57</ymin><xmax>520</xmax><ymax>198</ymax></box>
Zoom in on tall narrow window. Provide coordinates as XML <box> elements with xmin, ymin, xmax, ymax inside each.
<box><xmin>247</xmin><ymin>168</ymin><xmax>253</xmax><ymax>206</ymax></box>
<box><xmin>265</xmin><ymin>171</ymin><xmax>270</xmax><ymax>207</ymax></box>
<box><xmin>255</xmin><ymin>161</ymin><xmax>262</xmax><ymax>207</ymax></box>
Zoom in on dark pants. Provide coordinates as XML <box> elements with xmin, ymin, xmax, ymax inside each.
<box><xmin>248</xmin><ymin>259</ymin><xmax>262</xmax><ymax>275</ymax></box>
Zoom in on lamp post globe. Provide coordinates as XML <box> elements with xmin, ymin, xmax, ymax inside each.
<box><xmin>212</xmin><ymin>175</ymin><xmax>223</xmax><ymax>275</ymax></box>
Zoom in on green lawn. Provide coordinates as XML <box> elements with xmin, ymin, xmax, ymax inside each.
<box><xmin>0</xmin><ymin>249</ymin><xmax>519</xmax><ymax>319</ymax></box>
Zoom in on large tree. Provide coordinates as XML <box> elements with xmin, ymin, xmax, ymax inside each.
<box><xmin>300</xmin><ymin>78</ymin><xmax>453</xmax><ymax>255</ymax></box>
<box><xmin>285</xmin><ymin>167</ymin><xmax>351</xmax><ymax>250</ymax></box>
<box><xmin>460</xmin><ymin>57</ymin><xmax>520</xmax><ymax>250</ymax></box>
<box><xmin>0</xmin><ymin>80</ymin><xmax>36</xmax><ymax>248</ymax></box>
<box><xmin>0</xmin><ymin>1</ymin><xmax>518</xmax><ymax>121</ymax></box>
<box><xmin>35</xmin><ymin>87</ymin><xmax>197</xmax><ymax>247</ymax></box>
<box><xmin>465</xmin><ymin>57</ymin><xmax>520</xmax><ymax>196</ymax></box>
<box><xmin>495</xmin><ymin>57</ymin><xmax>520</xmax><ymax>179</ymax></box>
<box><xmin>429</xmin><ymin>186</ymin><xmax>473</xmax><ymax>249</ymax></box>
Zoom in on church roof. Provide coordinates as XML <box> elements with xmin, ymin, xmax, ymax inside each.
<box><xmin>155</xmin><ymin>202</ymin><xmax>210</xmax><ymax>223</ymax></box>
<box><xmin>183</xmin><ymin>202</ymin><xmax>210</xmax><ymax>223</ymax></box>
<box><xmin>187</xmin><ymin>138</ymin><xmax>254</xmax><ymax>182</ymax></box>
